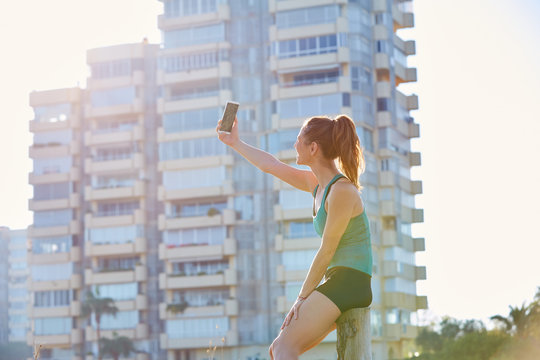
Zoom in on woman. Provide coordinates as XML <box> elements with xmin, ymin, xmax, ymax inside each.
<box><xmin>216</xmin><ymin>114</ymin><xmax>372</xmax><ymax>360</ymax></box>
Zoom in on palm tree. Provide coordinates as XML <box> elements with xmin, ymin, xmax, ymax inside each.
<box><xmin>166</xmin><ymin>300</ymin><xmax>189</xmax><ymax>315</ymax></box>
<box><xmin>491</xmin><ymin>302</ymin><xmax>531</xmax><ymax>338</ymax></box>
<box><xmin>81</xmin><ymin>288</ymin><xmax>119</xmax><ymax>360</ymax></box>
<box><xmin>100</xmin><ymin>332</ymin><xmax>137</xmax><ymax>360</ymax></box>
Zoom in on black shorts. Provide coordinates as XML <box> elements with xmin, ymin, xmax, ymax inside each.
<box><xmin>315</xmin><ymin>266</ymin><xmax>372</xmax><ymax>313</ymax></box>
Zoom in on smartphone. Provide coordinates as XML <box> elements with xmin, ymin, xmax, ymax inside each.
<box><xmin>219</xmin><ymin>101</ymin><xmax>239</xmax><ymax>133</ymax></box>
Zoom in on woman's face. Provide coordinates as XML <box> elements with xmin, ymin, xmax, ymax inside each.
<box><xmin>294</xmin><ymin>131</ymin><xmax>309</xmax><ymax>165</ymax></box>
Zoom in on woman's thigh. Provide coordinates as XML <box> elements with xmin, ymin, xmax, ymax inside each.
<box><xmin>275</xmin><ymin>290</ymin><xmax>341</xmax><ymax>354</ymax></box>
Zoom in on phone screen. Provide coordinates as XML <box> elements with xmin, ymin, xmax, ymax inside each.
<box><xmin>219</xmin><ymin>101</ymin><xmax>239</xmax><ymax>133</ymax></box>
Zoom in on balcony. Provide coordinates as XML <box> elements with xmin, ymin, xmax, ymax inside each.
<box><xmin>394</xmin><ymin>35</ymin><xmax>416</xmax><ymax>56</ymax></box>
<box><xmin>158</xmin><ymin>61</ymin><xmax>232</xmax><ymax>85</ymax></box>
<box><xmin>383</xmin><ymin>292</ymin><xmax>428</xmax><ymax>311</ymax></box>
<box><xmin>402</xmin><ymin>206</ymin><xmax>424</xmax><ymax>224</ymax></box>
<box><xmin>270</xmin><ymin>48</ymin><xmax>349</xmax><ymax>72</ymax></box>
<box><xmin>276</xmin><ymin>265</ymin><xmax>308</xmax><ymax>283</ymax></box>
<box><xmin>381</xmin><ymin>261</ymin><xmax>427</xmax><ymax>281</ymax></box>
<box><xmin>392</xmin><ymin>4</ymin><xmax>414</xmax><ymax>31</ymax></box>
<box><xmin>385</xmin><ymin>323</ymin><xmax>418</xmax><ymax>339</ymax></box>
<box><xmin>29</xmin><ymin>141</ymin><xmax>79</xmax><ymax>158</ymax></box>
<box><xmin>157</xmin><ymin>89</ymin><xmax>232</xmax><ymax>114</ymax></box>
<box><xmin>160</xmin><ymin>329</ymin><xmax>238</xmax><ymax>349</ymax></box>
<box><xmin>28</xmin><ymin>193</ymin><xmax>79</xmax><ymax>212</ymax></box>
<box><xmin>27</xmin><ymin>328</ymin><xmax>82</xmax><ymax>347</ymax></box>
<box><xmin>87</xmin><ymin>71</ymin><xmax>145</xmax><ymax>90</ymax></box>
<box><xmin>29</xmin><ymin>167</ymin><xmax>79</xmax><ymax>185</ymax></box>
<box><xmin>28</xmin><ymin>246</ymin><xmax>81</xmax><ymax>265</ymax></box>
<box><xmin>28</xmin><ymin>273</ymin><xmax>82</xmax><ymax>292</ymax></box>
<box><xmin>396</xmin><ymin>91</ymin><xmax>419</xmax><ymax>111</ymax></box>
<box><xmin>158</xmin><ymin>180</ymin><xmax>234</xmax><ymax>201</ymax></box>
<box><xmin>159</xmin><ymin>238</ymin><xmax>236</xmax><ymax>261</ymax></box>
<box><xmin>409</xmin><ymin>151</ymin><xmax>421</xmax><ymax>167</ymax></box>
<box><xmin>85</xmin><ymin>209</ymin><xmax>145</xmax><ymax>228</ymax></box>
<box><xmin>270</xmin><ymin>76</ymin><xmax>350</xmax><ymax>101</ymax></box>
<box><xmin>84</xmin><ymin>125</ymin><xmax>144</xmax><ymax>146</ymax></box>
<box><xmin>85</xmin><ymin>98</ymin><xmax>144</xmax><ymax>118</ymax></box>
<box><xmin>158</xmin><ymin>154</ymin><xmax>234</xmax><ymax>172</ymax></box>
<box><xmin>28</xmin><ymin>220</ymin><xmax>79</xmax><ymax>238</ymax></box>
<box><xmin>158</xmin><ymin>4</ymin><xmax>230</xmax><ymax>30</ymax></box>
<box><xmin>85</xmin><ymin>238</ymin><xmax>147</xmax><ymax>257</ymax></box>
<box><xmin>273</xmin><ymin>204</ymin><xmax>312</xmax><ymax>221</ymax></box>
<box><xmin>395</xmin><ymin>62</ymin><xmax>417</xmax><ymax>85</ymax></box>
<box><xmin>159</xmin><ymin>268</ymin><xmax>237</xmax><ymax>290</ymax></box>
<box><xmin>84</xmin><ymin>181</ymin><xmax>145</xmax><ymax>201</ymax></box>
<box><xmin>157</xmin><ymin>127</ymin><xmax>215</xmax><ymax>143</ymax></box>
<box><xmin>158</xmin><ymin>208</ymin><xmax>236</xmax><ymax>230</ymax></box>
<box><xmin>85</xmin><ymin>153</ymin><xmax>144</xmax><ymax>174</ymax></box>
<box><xmin>84</xmin><ymin>265</ymin><xmax>147</xmax><ymax>285</ymax></box>
<box><xmin>29</xmin><ymin>300</ymin><xmax>81</xmax><ymax>318</ymax></box>
<box><xmin>269</xmin><ymin>17</ymin><xmax>348</xmax><ymax>42</ymax></box>
<box><xmin>159</xmin><ymin>299</ymin><xmax>238</xmax><ymax>320</ymax></box>
<box><xmin>29</xmin><ymin>113</ymin><xmax>81</xmax><ymax>132</ymax></box>
<box><xmin>269</xmin><ymin>0</ymin><xmax>346</xmax><ymax>13</ymax></box>
<box><xmin>85</xmin><ymin>323</ymin><xmax>149</xmax><ymax>342</ymax></box>
<box><xmin>274</xmin><ymin>234</ymin><xmax>319</xmax><ymax>252</ymax></box>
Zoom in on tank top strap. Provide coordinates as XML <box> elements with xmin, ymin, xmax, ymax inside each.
<box><xmin>312</xmin><ymin>184</ymin><xmax>319</xmax><ymax>198</ymax></box>
<box><xmin>321</xmin><ymin>173</ymin><xmax>346</xmax><ymax>205</ymax></box>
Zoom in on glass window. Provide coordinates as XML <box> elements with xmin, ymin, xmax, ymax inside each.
<box><xmin>163</xmin><ymin>107</ymin><xmax>221</xmax><ymax>133</ymax></box>
<box><xmin>33</xmin><ymin>182</ymin><xmax>71</xmax><ymax>201</ymax></box>
<box><xmin>384</xmin><ymin>278</ymin><xmax>417</xmax><ymax>295</ymax></box>
<box><xmin>276</xmin><ymin>5</ymin><xmax>339</xmax><ymax>29</ymax></box>
<box><xmin>164</xmin><ymin>23</ymin><xmax>225</xmax><ymax>49</ymax></box>
<box><xmin>275</xmin><ymin>34</ymin><xmax>342</xmax><ymax>59</ymax></box>
<box><xmin>31</xmin><ymin>263</ymin><xmax>72</xmax><ymax>281</ymax></box>
<box><xmin>164</xmin><ymin>0</ymin><xmax>218</xmax><ymax>18</ymax></box>
<box><xmin>287</xmin><ymin>221</ymin><xmax>318</xmax><ymax>239</ymax></box>
<box><xmin>162</xmin><ymin>166</ymin><xmax>226</xmax><ymax>190</ymax></box>
<box><xmin>33</xmin><ymin>130</ymin><xmax>72</xmax><ymax>147</ymax></box>
<box><xmin>33</xmin><ymin>209</ymin><xmax>72</xmax><ymax>228</ymax></box>
<box><xmin>34</xmin><ymin>290</ymin><xmax>71</xmax><ymax>307</ymax></box>
<box><xmin>10</xmin><ymin>261</ymin><xmax>27</xmax><ymax>270</ymax></box>
<box><xmin>171</xmin><ymin>259</ymin><xmax>228</xmax><ymax>276</ymax></box>
<box><xmin>96</xmin><ymin>201</ymin><xmax>139</xmax><ymax>217</ymax></box>
<box><xmin>279</xmin><ymin>190</ymin><xmax>313</xmax><ymax>210</ymax></box>
<box><xmin>97</xmin><ymin>257</ymin><xmax>139</xmax><ymax>272</ymax></box>
<box><xmin>163</xmin><ymin>226</ymin><xmax>226</xmax><ymax>247</ymax></box>
<box><xmin>10</xmin><ymin>249</ymin><xmax>26</xmax><ymax>258</ymax></box>
<box><xmin>32</xmin><ymin>236</ymin><xmax>71</xmax><ymax>254</ymax></box>
<box><xmin>33</xmin><ymin>103</ymin><xmax>71</xmax><ymax>123</ymax></box>
<box><xmin>285</xmin><ymin>281</ymin><xmax>303</xmax><ymax>302</ymax></box>
<box><xmin>87</xmin><ymin>225</ymin><xmax>142</xmax><ymax>245</ymax></box>
<box><xmin>92</xmin><ymin>283</ymin><xmax>137</xmax><ymax>301</ymax></box>
<box><xmin>93</xmin><ymin>174</ymin><xmax>136</xmax><ymax>189</ymax></box>
<box><xmin>166</xmin><ymin>317</ymin><xmax>228</xmax><ymax>338</ymax></box>
<box><xmin>371</xmin><ymin>309</ymin><xmax>383</xmax><ymax>336</ymax></box>
<box><xmin>33</xmin><ymin>157</ymin><xmax>72</xmax><ymax>175</ymax></box>
<box><xmin>91</xmin><ymin>59</ymin><xmax>133</xmax><ymax>79</ymax></box>
<box><xmin>173</xmin><ymin>288</ymin><xmax>229</xmax><ymax>307</ymax></box>
<box><xmin>159</xmin><ymin>137</ymin><xmax>226</xmax><ymax>161</ymax></box>
<box><xmin>94</xmin><ymin>146</ymin><xmax>133</xmax><ymax>162</ymax></box>
<box><xmin>277</xmin><ymin>93</ymin><xmax>342</xmax><ymax>119</ymax></box>
<box><xmin>282</xmin><ymin>250</ymin><xmax>317</xmax><ymax>271</ymax></box>
<box><xmin>91</xmin><ymin>87</ymin><xmax>136</xmax><ymax>107</ymax></box>
<box><xmin>93</xmin><ymin>311</ymin><xmax>138</xmax><ymax>330</ymax></box>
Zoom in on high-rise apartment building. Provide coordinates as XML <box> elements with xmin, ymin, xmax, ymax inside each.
<box><xmin>0</xmin><ymin>227</ymin><xmax>9</xmax><ymax>344</ymax></box>
<box><xmin>27</xmin><ymin>1</ymin><xmax>425</xmax><ymax>359</ymax></box>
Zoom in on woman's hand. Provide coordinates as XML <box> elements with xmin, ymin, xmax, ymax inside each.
<box><xmin>281</xmin><ymin>297</ymin><xmax>306</xmax><ymax>329</ymax></box>
<box><xmin>216</xmin><ymin>116</ymin><xmax>240</xmax><ymax>147</ymax></box>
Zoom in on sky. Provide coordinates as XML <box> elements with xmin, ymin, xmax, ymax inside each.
<box><xmin>1</xmin><ymin>0</ymin><xmax>539</xmax><ymax>326</ymax></box>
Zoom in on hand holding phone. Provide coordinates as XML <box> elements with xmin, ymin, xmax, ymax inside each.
<box><xmin>218</xmin><ymin>101</ymin><xmax>239</xmax><ymax>133</ymax></box>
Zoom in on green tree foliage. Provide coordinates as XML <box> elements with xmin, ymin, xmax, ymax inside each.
<box><xmin>409</xmin><ymin>286</ymin><xmax>540</xmax><ymax>360</ymax></box>
<box><xmin>100</xmin><ymin>332</ymin><xmax>137</xmax><ymax>360</ymax></box>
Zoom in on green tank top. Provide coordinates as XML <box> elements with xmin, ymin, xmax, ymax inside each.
<box><xmin>312</xmin><ymin>173</ymin><xmax>373</xmax><ymax>276</ymax></box>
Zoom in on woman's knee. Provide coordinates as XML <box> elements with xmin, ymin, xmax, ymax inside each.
<box><xmin>272</xmin><ymin>335</ymin><xmax>299</xmax><ymax>359</ymax></box>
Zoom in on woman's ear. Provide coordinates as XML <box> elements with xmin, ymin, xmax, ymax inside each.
<box><xmin>309</xmin><ymin>141</ymin><xmax>318</xmax><ymax>156</ymax></box>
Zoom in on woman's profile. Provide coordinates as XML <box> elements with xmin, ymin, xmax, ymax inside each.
<box><xmin>216</xmin><ymin>114</ymin><xmax>373</xmax><ymax>360</ymax></box>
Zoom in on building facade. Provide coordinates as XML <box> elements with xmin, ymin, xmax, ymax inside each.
<box><xmin>26</xmin><ymin>1</ymin><xmax>425</xmax><ymax>359</ymax></box>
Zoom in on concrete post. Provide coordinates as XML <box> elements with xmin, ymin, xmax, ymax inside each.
<box><xmin>336</xmin><ymin>307</ymin><xmax>372</xmax><ymax>360</ymax></box>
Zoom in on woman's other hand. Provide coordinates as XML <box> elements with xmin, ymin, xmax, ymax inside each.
<box><xmin>216</xmin><ymin>116</ymin><xmax>240</xmax><ymax>147</ymax></box>
<box><xmin>280</xmin><ymin>297</ymin><xmax>306</xmax><ymax>329</ymax></box>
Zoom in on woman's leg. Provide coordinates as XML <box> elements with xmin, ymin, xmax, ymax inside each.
<box><xmin>270</xmin><ymin>290</ymin><xmax>341</xmax><ymax>360</ymax></box>
<box><xmin>300</xmin><ymin>322</ymin><xmax>336</xmax><ymax>354</ymax></box>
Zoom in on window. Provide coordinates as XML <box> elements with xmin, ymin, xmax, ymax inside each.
<box><xmin>95</xmin><ymin>147</ymin><xmax>133</xmax><ymax>162</ymax></box>
<box><xmin>97</xmin><ymin>257</ymin><xmax>139</xmax><ymax>272</ymax></box>
<box><xmin>92</xmin><ymin>283</ymin><xmax>137</xmax><ymax>301</ymax></box>
<box><xmin>163</xmin><ymin>226</ymin><xmax>226</xmax><ymax>247</ymax></box>
<box><xmin>166</xmin><ymin>317</ymin><xmax>228</xmax><ymax>338</ymax></box>
<box><xmin>351</xmin><ymin>66</ymin><xmax>371</xmax><ymax>91</ymax></box>
<box><xmin>90</xmin><ymin>59</ymin><xmax>139</xmax><ymax>79</ymax></box>
<box><xmin>171</xmin><ymin>201</ymin><xmax>227</xmax><ymax>218</ymax></box>
<box><xmin>33</xmin><ymin>130</ymin><xmax>72</xmax><ymax>147</ymax></box>
<box><xmin>96</xmin><ymin>201</ymin><xmax>139</xmax><ymax>217</ymax></box>
<box><xmin>162</xmin><ymin>166</ymin><xmax>226</xmax><ymax>190</ymax></box>
<box><xmin>169</xmin><ymin>84</ymin><xmax>220</xmax><ymax>101</ymax></box>
<box><xmin>87</xmin><ymin>226</ymin><xmax>142</xmax><ymax>245</ymax></box>
<box><xmin>93</xmin><ymin>311</ymin><xmax>138</xmax><ymax>330</ymax></box>
<box><xmin>33</xmin><ymin>182</ymin><xmax>71</xmax><ymax>201</ymax></box>
<box><xmin>274</xmin><ymin>34</ymin><xmax>341</xmax><ymax>59</ymax></box>
<box><xmin>33</xmin><ymin>209</ymin><xmax>72</xmax><ymax>228</ymax></box>
<box><xmin>282</xmin><ymin>250</ymin><xmax>317</xmax><ymax>271</ymax></box>
<box><xmin>164</xmin><ymin>23</ymin><xmax>225</xmax><ymax>49</ymax></box>
<box><xmin>34</xmin><ymin>290</ymin><xmax>71</xmax><ymax>307</ymax></box>
<box><xmin>171</xmin><ymin>259</ymin><xmax>228</xmax><ymax>276</ymax></box>
<box><xmin>276</xmin><ymin>5</ymin><xmax>340</xmax><ymax>29</ymax></box>
<box><xmin>277</xmin><ymin>93</ymin><xmax>342</xmax><ymax>119</ymax></box>
<box><xmin>91</xmin><ymin>87</ymin><xmax>136</xmax><ymax>107</ymax></box>
<box><xmin>33</xmin><ymin>157</ymin><xmax>72</xmax><ymax>175</ymax></box>
<box><xmin>93</xmin><ymin>174</ymin><xmax>136</xmax><ymax>189</ymax></box>
<box><xmin>32</xmin><ymin>236</ymin><xmax>71</xmax><ymax>254</ymax></box>
<box><xmin>286</xmin><ymin>69</ymin><xmax>339</xmax><ymax>87</ymax></box>
<box><xmin>33</xmin><ymin>103</ymin><xmax>70</xmax><ymax>123</ymax></box>
<box><xmin>163</xmin><ymin>108</ymin><xmax>222</xmax><ymax>133</ymax></box>
<box><xmin>279</xmin><ymin>190</ymin><xmax>313</xmax><ymax>210</ymax></box>
<box><xmin>31</xmin><ymin>263</ymin><xmax>72</xmax><ymax>281</ymax></box>
<box><xmin>356</xmin><ymin>127</ymin><xmax>373</xmax><ymax>153</ymax></box>
<box><xmin>10</xmin><ymin>262</ymin><xmax>27</xmax><ymax>270</ymax></box>
<box><xmin>285</xmin><ymin>282</ymin><xmax>303</xmax><ymax>302</ymax></box>
<box><xmin>159</xmin><ymin>137</ymin><xmax>226</xmax><ymax>161</ymax></box>
<box><xmin>160</xmin><ymin>52</ymin><xmax>219</xmax><ymax>73</ymax></box>
<box><xmin>10</xmin><ymin>249</ymin><xmax>26</xmax><ymax>258</ymax></box>
<box><xmin>376</xmin><ymin>40</ymin><xmax>387</xmax><ymax>53</ymax></box>
<box><xmin>164</xmin><ymin>0</ymin><xmax>218</xmax><ymax>18</ymax></box>
<box><xmin>172</xmin><ymin>288</ymin><xmax>230</xmax><ymax>307</ymax></box>
<box><xmin>377</xmin><ymin>98</ymin><xmax>391</xmax><ymax>112</ymax></box>
<box><xmin>371</xmin><ymin>309</ymin><xmax>383</xmax><ymax>336</ymax></box>
<box><xmin>287</xmin><ymin>221</ymin><xmax>318</xmax><ymax>239</ymax></box>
